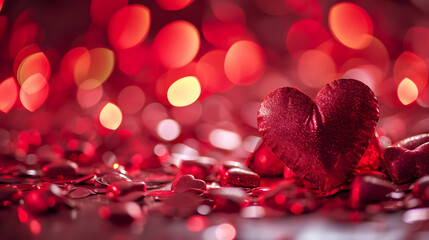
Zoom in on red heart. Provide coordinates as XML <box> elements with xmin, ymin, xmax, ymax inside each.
<box><xmin>383</xmin><ymin>134</ymin><xmax>429</xmax><ymax>184</ymax></box>
<box><xmin>171</xmin><ymin>174</ymin><xmax>206</xmax><ymax>193</ymax></box>
<box><xmin>258</xmin><ymin>79</ymin><xmax>379</xmax><ymax>192</ymax></box>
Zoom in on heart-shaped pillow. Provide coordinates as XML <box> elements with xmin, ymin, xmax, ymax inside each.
<box><xmin>258</xmin><ymin>79</ymin><xmax>379</xmax><ymax>192</ymax></box>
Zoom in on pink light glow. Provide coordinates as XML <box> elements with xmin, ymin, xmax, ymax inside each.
<box><xmin>0</xmin><ymin>77</ymin><xmax>18</xmax><ymax>113</ymax></box>
<box><xmin>153</xmin><ymin>21</ymin><xmax>200</xmax><ymax>69</ymax></box>
<box><xmin>108</xmin><ymin>5</ymin><xmax>150</xmax><ymax>50</ymax></box>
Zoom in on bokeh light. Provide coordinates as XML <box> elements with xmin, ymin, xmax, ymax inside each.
<box><xmin>0</xmin><ymin>1</ymin><xmax>428</xmax><ymax>236</ymax></box>
<box><xmin>167</xmin><ymin>76</ymin><xmax>201</xmax><ymax>107</ymax></box>
<box><xmin>141</xmin><ymin>102</ymin><xmax>168</xmax><ymax>132</ymax></box>
<box><xmin>171</xmin><ymin>101</ymin><xmax>202</xmax><ymax>126</ymax></box>
<box><xmin>342</xmin><ymin>66</ymin><xmax>380</xmax><ymax>93</ymax></box>
<box><xmin>397</xmin><ymin>78</ymin><xmax>418</xmax><ymax>105</ymax></box>
<box><xmin>156</xmin><ymin>0</ymin><xmax>194</xmax><ymax>11</ymax></box>
<box><xmin>108</xmin><ymin>4</ymin><xmax>150</xmax><ymax>50</ymax></box>
<box><xmin>298</xmin><ymin>50</ymin><xmax>337</xmax><ymax>88</ymax></box>
<box><xmin>0</xmin><ymin>77</ymin><xmax>18</xmax><ymax>113</ymax></box>
<box><xmin>404</xmin><ymin>26</ymin><xmax>429</xmax><ymax>60</ymax></box>
<box><xmin>76</xmin><ymin>81</ymin><xmax>104</xmax><ymax>109</ymax></box>
<box><xmin>329</xmin><ymin>2</ymin><xmax>373</xmax><ymax>49</ymax></box>
<box><xmin>118</xmin><ymin>44</ymin><xmax>152</xmax><ymax>76</ymax></box>
<box><xmin>118</xmin><ymin>85</ymin><xmax>145</xmax><ymax>114</ymax></box>
<box><xmin>393</xmin><ymin>51</ymin><xmax>428</xmax><ymax>91</ymax></box>
<box><xmin>202</xmin><ymin>1</ymin><xmax>246</xmax><ymax>49</ymax></box>
<box><xmin>74</xmin><ymin>48</ymin><xmax>114</xmax><ymax>90</ymax></box>
<box><xmin>286</xmin><ymin>19</ymin><xmax>331</xmax><ymax>60</ymax></box>
<box><xmin>153</xmin><ymin>21</ymin><xmax>200</xmax><ymax>69</ymax></box>
<box><xmin>186</xmin><ymin>216</ymin><xmax>207</xmax><ymax>232</ymax></box>
<box><xmin>157</xmin><ymin>119</ymin><xmax>181</xmax><ymax>141</ymax></box>
<box><xmin>13</xmin><ymin>44</ymin><xmax>40</xmax><ymax>79</ymax></box>
<box><xmin>99</xmin><ymin>103</ymin><xmax>123</xmax><ymax>130</ymax></box>
<box><xmin>214</xmin><ymin>223</ymin><xmax>236</xmax><ymax>240</ymax></box>
<box><xmin>209</xmin><ymin>129</ymin><xmax>241</xmax><ymax>150</ymax></box>
<box><xmin>196</xmin><ymin>50</ymin><xmax>233</xmax><ymax>93</ymax></box>
<box><xmin>59</xmin><ymin>47</ymin><xmax>89</xmax><ymax>88</ymax></box>
<box><xmin>17</xmin><ymin>52</ymin><xmax>50</xmax><ymax>86</ymax></box>
<box><xmin>20</xmin><ymin>73</ymin><xmax>49</xmax><ymax>112</ymax></box>
<box><xmin>30</xmin><ymin>219</ymin><xmax>41</xmax><ymax>235</ymax></box>
<box><xmin>224</xmin><ymin>40</ymin><xmax>266</xmax><ymax>85</ymax></box>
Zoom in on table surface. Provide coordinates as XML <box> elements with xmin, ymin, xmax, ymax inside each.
<box><xmin>1</xmin><ymin>194</ymin><xmax>426</xmax><ymax>240</ymax></box>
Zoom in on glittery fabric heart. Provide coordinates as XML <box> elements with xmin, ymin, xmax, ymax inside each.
<box><xmin>383</xmin><ymin>134</ymin><xmax>429</xmax><ymax>184</ymax></box>
<box><xmin>258</xmin><ymin>79</ymin><xmax>379</xmax><ymax>192</ymax></box>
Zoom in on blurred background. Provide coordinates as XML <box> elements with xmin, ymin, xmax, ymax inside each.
<box><xmin>0</xmin><ymin>0</ymin><xmax>428</xmax><ymax>166</ymax></box>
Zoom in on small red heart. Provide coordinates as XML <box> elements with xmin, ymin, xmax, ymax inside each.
<box><xmin>171</xmin><ymin>174</ymin><xmax>206</xmax><ymax>193</ymax></box>
<box><xmin>221</xmin><ymin>168</ymin><xmax>260</xmax><ymax>188</ymax></box>
<box><xmin>180</xmin><ymin>157</ymin><xmax>216</xmax><ymax>180</ymax></box>
<box><xmin>258</xmin><ymin>79</ymin><xmax>379</xmax><ymax>192</ymax></box>
<box><xmin>384</xmin><ymin>134</ymin><xmax>429</xmax><ymax>184</ymax></box>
